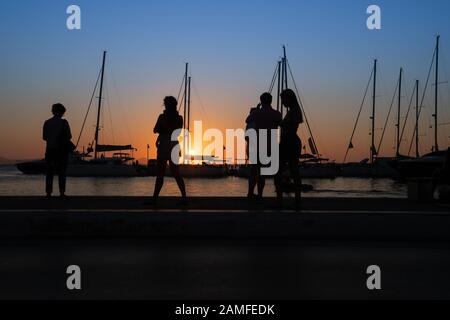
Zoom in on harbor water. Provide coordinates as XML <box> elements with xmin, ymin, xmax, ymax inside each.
<box><xmin>0</xmin><ymin>165</ymin><xmax>407</xmax><ymax>198</ymax></box>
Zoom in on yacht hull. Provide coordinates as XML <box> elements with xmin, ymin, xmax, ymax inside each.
<box><xmin>16</xmin><ymin>160</ymin><xmax>147</xmax><ymax>177</ymax></box>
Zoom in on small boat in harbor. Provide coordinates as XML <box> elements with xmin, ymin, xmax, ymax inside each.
<box><xmin>16</xmin><ymin>153</ymin><xmax>146</xmax><ymax>177</ymax></box>
<box><xmin>389</xmin><ymin>151</ymin><xmax>446</xmax><ymax>179</ymax></box>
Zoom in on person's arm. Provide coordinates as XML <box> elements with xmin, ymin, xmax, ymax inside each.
<box><xmin>245</xmin><ymin>107</ymin><xmax>257</xmax><ymax>124</ymax></box>
<box><xmin>274</xmin><ymin>112</ymin><xmax>282</xmax><ymax>128</ymax></box>
<box><xmin>64</xmin><ymin>120</ymin><xmax>72</xmax><ymax>140</ymax></box>
<box><xmin>154</xmin><ymin>115</ymin><xmax>163</xmax><ymax>134</ymax></box>
<box><xmin>43</xmin><ymin>121</ymin><xmax>48</xmax><ymax>141</ymax></box>
<box><xmin>298</xmin><ymin>109</ymin><xmax>304</xmax><ymax>124</ymax></box>
<box><xmin>176</xmin><ymin>115</ymin><xmax>183</xmax><ymax>130</ymax></box>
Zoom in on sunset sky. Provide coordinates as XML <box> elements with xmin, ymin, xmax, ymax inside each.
<box><xmin>1</xmin><ymin>0</ymin><xmax>450</xmax><ymax>162</ymax></box>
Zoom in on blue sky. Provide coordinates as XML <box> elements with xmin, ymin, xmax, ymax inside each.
<box><xmin>1</xmin><ymin>0</ymin><xmax>450</xmax><ymax>161</ymax></box>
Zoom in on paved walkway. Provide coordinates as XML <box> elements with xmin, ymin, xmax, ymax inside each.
<box><xmin>0</xmin><ymin>238</ymin><xmax>449</xmax><ymax>299</ymax></box>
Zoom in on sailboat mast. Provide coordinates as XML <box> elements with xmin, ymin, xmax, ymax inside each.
<box><xmin>434</xmin><ymin>35</ymin><xmax>440</xmax><ymax>152</ymax></box>
<box><xmin>183</xmin><ymin>63</ymin><xmax>188</xmax><ymax>164</ymax></box>
<box><xmin>415</xmin><ymin>79</ymin><xmax>420</xmax><ymax>158</ymax></box>
<box><xmin>94</xmin><ymin>51</ymin><xmax>107</xmax><ymax>159</ymax></box>
<box><xmin>370</xmin><ymin>59</ymin><xmax>377</xmax><ymax>164</ymax></box>
<box><xmin>396</xmin><ymin>68</ymin><xmax>403</xmax><ymax>157</ymax></box>
<box><xmin>187</xmin><ymin>76</ymin><xmax>191</xmax><ymax>160</ymax></box>
<box><xmin>280</xmin><ymin>46</ymin><xmax>288</xmax><ymax>117</ymax></box>
<box><xmin>283</xmin><ymin>46</ymin><xmax>288</xmax><ymax>89</ymax></box>
<box><xmin>277</xmin><ymin>60</ymin><xmax>281</xmax><ymax>112</ymax></box>
<box><xmin>280</xmin><ymin>60</ymin><xmax>285</xmax><ymax>117</ymax></box>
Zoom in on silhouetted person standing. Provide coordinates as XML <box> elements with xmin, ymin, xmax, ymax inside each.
<box><xmin>246</xmin><ymin>93</ymin><xmax>282</xmax><ymax>198</ymax></box>
<box><xmin>245</xmin><ymin>103</ymin><xmax>260</xmax><ymax>198</ymax></box>
<box><xmin>152</xmin><ymin>96</ymin><xmax>187</xmax><ymax>204</ymax></box>
<box><xmin>43</xmin><ymin>103</ymin><xmax>72</xmax><ymax>198</ymax></box>
<box><xmin>275</xmin><ymin>89</ymin><xmax>303</xmax><ymax>206</ymax></box>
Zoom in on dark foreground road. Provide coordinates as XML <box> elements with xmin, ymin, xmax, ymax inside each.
<box><xmin>0</xmin><ymin>238</ymin><xmax>449</xmax><ymax>300</ymax></box>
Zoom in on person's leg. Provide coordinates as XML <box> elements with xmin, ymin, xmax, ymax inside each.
<box><xmin>289</xmin><ymin>158</ymin><xmax>302</xmax><ymax>204</ymax></box>
<box><xmin>45</xmin><ymin>163</ymin><xmax>54</xmax><ymax>196</ymax></box>
<box><xmin>274</xmin><ymin>162</ymin><xmax>285</xmax><ymax>202</ymax></box>
<box><xmin>257</xmin><ymin>166</ymin><xmax>265</xmax><ymax>198</ymax></box>
<box><xmin>248</xmin><ymin>165</ymin><xmax>258</xmax><ymax>197</ymax></box>
<box><xmin>275</xmin><ymin>143</ymin><xmax>286</xmax><ymax>203</ymax></box>
<box><xmin>58</xmin><ymin>166</ymin><xmax>67</xmax><ymax>196</ymax></box>
<box><xmin>45</xmin><ymin>152</ymin><xmax>54</xmax><ymax>196</ymax></box>
<box><xmin>153</xmin><ymin>160</ymin><xmax>167</xmax><ymax>199</ymax></box>
<box><xmin>169</xmin><ymin>161</ymin><xmax>187</xmax><ymax>198</ymax></box>
<box><xmin>57</xmin><ymin>155</ymin><xmax>68</xmax><ymax>196</ymax></box>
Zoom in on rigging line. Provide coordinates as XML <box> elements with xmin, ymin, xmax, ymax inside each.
<box><xmin>343</xmin><ymin>66</ymin><xmax>374</xmax><ymax>163</ymax></box>
<box><xmin>407</xmin><ymin>83</ymin><xmax>420</xmax><ymax>157</ymax></box>
<box><xmin>286</xmin><ymin>59</ymin><xmax>320</xmax><ymax>156</ymax></box>
<box><xmin>109</xmin><ymin>63</ymin><xmax>132</xmax><ymax>143</ymax></box>
<box><xmin>438</xmin><ymin>80</ymin><xmax>448</xmax><ymax>142</ymax></box>
<box><xmin>407</xmin><ymin>48</ymin><xmax>436</xmax><ymax>155</ymax></box>
<box><xmin>100</xmin><ymin>104</ymin><xmax>105</xmax><ymax>146</ymax></box>
<box><xmin>104</xmin><ymin>78</ymin><xmax>116</xmax><ymax>145</ymax></box>
<box><xmin>399</xmin><ymin>82</ymin><xmax>416</xmax><ymax>149</ymax></box>
<box><xmin>439</xmin><ymin>47</ymin><xmax>450</xmax><ymax>130</ymax></box>
<box><xmin>177</xmin><ymin>71</ymin><xmax>186</xmax><ymax>113</ymax></box>
<box><xmin>377</xmin><ymin>76</ymin><xmax>399</xmax><ymax>155</ymax></box>
<box><xmin>75</xmin><ymin>67</ymin><xmax>102</xmax><ymax>148</ymax></box>
<box><xmin>192</xmin><ymin>79</ymin><xmax>210</xmax><ymax>123</ymax></box>
<box><xmin>268</xmin><ymin>62</ymin><xmax>279</xmax><ymax>94</ymax></box>
<box><xmin>178</xmin><ymin>90</ymin><xmax>186</xmax><ymax>113</ymax></box>
<box><xmin>377</xmin><ymin>68</ymin><xmax>399</xmax><ymax>152</ymax></box>
<box><xmin>287</xmin><ymin>61</ymin><xmax>321</xmax><ymax>157</ymax></box>
<box><xmin>177</xmin><ymin>73</ymin><xmax>186</xmax><ymax>103</ymax></box>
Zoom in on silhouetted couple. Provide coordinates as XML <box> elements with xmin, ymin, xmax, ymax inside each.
<box><xmin>43</xmin><ymin>103</ymin><xmax>74</xmax><ymax>198</ymax></box>
<box><xmin>246</xmin><ymin>90</ymin><xmax>303</xmax><ymax>206</ymax></box>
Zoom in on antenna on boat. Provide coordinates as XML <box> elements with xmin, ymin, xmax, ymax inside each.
<box><xmin>433</xmin><ymin>35</ymin><xmax>440</xmax><ymax>152</ymax></box>
<box><xmin>370</xmin><ymin>59</ymin><xmax>377</xmax><ymax>164</ymax></box>
<box><xmin>396</xmin><ymin>68</ymin><xmax>403</xmax><ymax>157</ymax></box>
<box><xmin>94</xmin><ymin>51</ymin><xmax>107</xmax><ymax>159</ymax></box>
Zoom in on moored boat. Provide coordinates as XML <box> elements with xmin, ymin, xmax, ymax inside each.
<box><xmin>388</xmin><ymin>151</ymin><xmax>446</xmax><ymax>179</ymax></box>
<box><xmin>16</xmin><ymin>51</ymin><xmax>143</xmax><ymax>177</ymax></box>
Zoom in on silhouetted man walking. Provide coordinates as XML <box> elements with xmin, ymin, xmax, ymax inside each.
<box><xmin>43</xmin><ymin>103</ymin><xmax>72</xmax><ymax>198</ymax></box>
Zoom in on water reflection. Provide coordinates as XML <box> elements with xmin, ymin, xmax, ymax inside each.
<box><xmin>0</xmin><ymin>166</ymin><xmax>406</xmax><ymax>198</ymax></box>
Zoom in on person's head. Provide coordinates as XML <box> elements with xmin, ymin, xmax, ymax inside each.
<box><xmin>163</xmin><ymin>96</ymin><xmax>178</xmax><ymax>113</ymax></box>
<box><xmin>52</xmin><ymin>103</ymin><xmax>66</xmax><ymax>117</ymax></box>
<box><xmin>280</xmin><ymin>89</ymin><xmax>300</xmax><ymax>110</ymax></box>
<box><xmin>260</xmin><ymin>92</ymin><xmax>272</xmax><ymax>106</ymax></box>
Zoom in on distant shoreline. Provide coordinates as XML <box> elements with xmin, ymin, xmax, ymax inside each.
<box><xmin>0</xmin><ymin>159</ymin><xmax>39</xmax><ymax>166</ymax></box>
<box><xmin>0</xmin><ymin>163</ymin><xmax>17</xmax><ymax>166</ymax></box>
